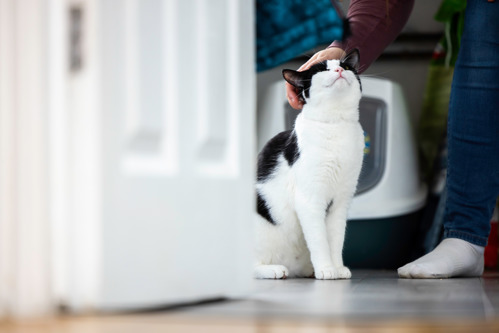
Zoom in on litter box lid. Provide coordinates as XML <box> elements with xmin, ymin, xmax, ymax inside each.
<box><xmin>348</xmin><ymin>77</ymin><xmax>427</xmax><ymax>220</ymax></box>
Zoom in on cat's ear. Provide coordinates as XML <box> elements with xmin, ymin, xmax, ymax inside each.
<box><xmin>282</xmin><ymin>69</ymin><xmax>306</xmax><ymax>89</ymax></box>
<box><xmin>342</xmin><ymin>49</ymin><xmax>360</xmax><ymax>72</ymax></box>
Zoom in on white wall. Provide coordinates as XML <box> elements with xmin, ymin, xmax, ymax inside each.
<box><xmin>0</xmin><ymin>0</ymin><xmax>53</xmax><ymax>319</ymax></box>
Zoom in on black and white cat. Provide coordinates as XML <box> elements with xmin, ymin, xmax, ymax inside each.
<box><xmin>255</xmin><ymin>49</ymin><xmax>364</xmax><ymax>280</ymax></box>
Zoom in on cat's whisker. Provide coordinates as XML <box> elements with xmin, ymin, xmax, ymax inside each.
<box><xmin>359</xmin><ymin>76</ymin><xmax>386</xmax><ymax>81</ymax></box>
<box><xmin>341</xmin><ymin>53</ymin><xmax>352</xmax><ymax>62</ymax></box>
<box><xmin>357</xmin><ymin>64</ymin><xmax>370</xmax><ymax>73</ymax></box>
<box><xmin>301</xmin><ymin>86</ymin><xmax>312</xmax><ymax>94</ymax></box>
<box><xmin>359</xmin><ymin>69</ymin><xmax>393</xmax><ymax>79</ymax></box>
<box><xmin>360</xmin><ymin>74</ymin><xmax>385</xmax><ymax>78</ymax></box>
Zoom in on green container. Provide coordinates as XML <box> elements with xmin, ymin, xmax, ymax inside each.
<box><xmin>344</xmin><ymin>210</ymin><xmax>423</xmax><ymax>269</ymax></box>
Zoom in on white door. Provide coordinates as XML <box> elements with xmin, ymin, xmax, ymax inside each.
<box><xmin>62</xmin><ymin>0</ymin><xmax>256</xmax><ymax>310</ymax></box>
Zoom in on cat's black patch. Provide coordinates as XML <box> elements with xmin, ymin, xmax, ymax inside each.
<box><xmin>340</xmin><ymin>49</ymin><xmax>362</xmax><ymax>91</ymax></box>
<box><xmin>283</xmin><ymin>130</ymin><xmax>299</xmax><ymax>166</ymax></box>
<box><xmin>282</xmin><ymin>62</ymin><xmax>329</xmax><ymax>103</ymax></box>
<box><xmin>301</xmin><ymin>62</ymin><xmax>328</xmax><ymax>100</ymax></box>
<box><xmin>256</xmin><ymin>130</ymin><xmax>300</xmax><ymax>225</ymax></box>
<box><xmin>339</xmin><ymin>63</ymin><xmax>362</xmax><ymax>92</ymax></box>
<box><xmin>257</xmin><ymin>130</ymin><xmax>300</xmax><ymax>182</ymax></box>
<box><xmin>257</xmin><ymin>193</ymin><xmax>276</xmax><ymax>225</ymax></box>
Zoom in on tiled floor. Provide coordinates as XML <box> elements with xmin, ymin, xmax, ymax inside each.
<box><xmin>181</xmin><ymin>270</ymin><xmax>499</xmax><ymax>321</ymax></box>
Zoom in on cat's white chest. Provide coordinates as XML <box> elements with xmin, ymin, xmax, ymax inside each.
<box><xmin>293</xmin><ymin>114</ymin><xmax>364</xmax><ymax>198</ymax></box>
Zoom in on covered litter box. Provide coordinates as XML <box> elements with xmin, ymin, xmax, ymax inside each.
<box><xmin>257</xmin><ymin>77</ymin><xmax>428</xmax><ymax>268</ymax></box>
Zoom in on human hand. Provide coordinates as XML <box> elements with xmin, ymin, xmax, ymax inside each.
<box><xmin>286</xmin><ymin>47</ymin><xmax>346</xmax><ymax>110</ymax></box>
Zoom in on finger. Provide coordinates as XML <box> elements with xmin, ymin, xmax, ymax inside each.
<box><xmin>300</xmin><ymin>52</ymin><xmax>321</xmax><ymax>70</ymax></box>
<box><xmin>301</xmin><ymin>52</ymin><xmax>331</xmax><ymax>71</ymax></box>
<box><xmin>289</xmin><ymin>98</ymin><xmax>304</xmax><ymax>110</ymax></box>
<box><xmin>285</xmin><ymin>82</ymin><xmax>298</xmax><ymax>104</ymax></box>
<box><xmin>285</xmin><ymin>83</ymin><xmax>303</xmax><ymax>110</ymax></box>
<box><xmin>299</xmin><ymin>53</ymin><xmax>320</xmax><ymax>71</ymax></box>
<box><xmin>299</xmin><ymin>48</ymin><xmax>345</xmax><ymax>71</ymax></box>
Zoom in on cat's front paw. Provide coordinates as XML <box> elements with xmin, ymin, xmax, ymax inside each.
<box><xmin>254</xmin><ymin>265</ymin><xmax>289</xmax><ymax>279</ymax></box>
<box><xmin>314</xmin><ymin>266</ymin><xmax>338</xmax><ymax>280</ymax></box>
<box><xmin>336</xmin><ymin>266</ymin><xmax>352</xmax><ymax>279</ymax></box>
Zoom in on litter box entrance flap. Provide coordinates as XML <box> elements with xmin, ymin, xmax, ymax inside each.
<box><xmin>357</xmin><ymin>97</ymin><xmax>387</xmax><ymax>195</ymax></box>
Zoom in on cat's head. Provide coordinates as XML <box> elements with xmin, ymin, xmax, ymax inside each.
<box><xmin>283</xmin><ymin>49</ymin><xmax>362</xmax><ymax>113</ymax></box>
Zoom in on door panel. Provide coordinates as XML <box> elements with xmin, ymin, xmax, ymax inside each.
<box><xmin>122</xmin><ymin>0</ymin><xmax>178</xmax><ymax>176</ymax></box>
<box><xmin>98</xmin><ymin>0</ymin><xmax>255</xmax><ymax>309</ymax></box>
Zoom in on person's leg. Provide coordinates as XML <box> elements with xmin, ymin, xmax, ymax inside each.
<box><xmin>399</xmin><ymin>0</ymin><xmax>499</xmax><ymax>278</ymax></box>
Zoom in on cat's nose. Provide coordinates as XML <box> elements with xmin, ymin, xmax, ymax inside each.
<box><xmin>334</xmin><ymin>67</ymin><xmax>344</xmax><ymax>77</ymax></box>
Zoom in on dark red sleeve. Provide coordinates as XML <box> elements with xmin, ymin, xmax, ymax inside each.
<box><xmin>330</xmin><ymin>0</ymin><xmax>414</xmax><ymax>73</ymax></box>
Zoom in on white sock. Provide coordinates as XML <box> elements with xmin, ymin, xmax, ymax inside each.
<box><xmin>398</xmin><ymin>238</ymin><xmax>484</xmax><ymax>279</ymax></box>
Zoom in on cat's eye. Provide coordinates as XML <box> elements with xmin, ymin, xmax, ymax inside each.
<box><xmin>344</xmin><ymin>65</ymin><xmax>350</xmax><ymax>70</ymax></box>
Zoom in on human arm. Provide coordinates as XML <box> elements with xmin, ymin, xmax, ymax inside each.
<box><xmin>287</xmin><ymin>0</ymin><xmax>414</xmax><ymax>110</ymax></box>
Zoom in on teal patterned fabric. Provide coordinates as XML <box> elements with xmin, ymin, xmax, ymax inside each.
<box><xmin>257</xmin><ymin>0</ymin><xmax>345</xmax><ymax>72</ymax></box>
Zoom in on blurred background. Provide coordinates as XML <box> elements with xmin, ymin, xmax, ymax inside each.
<box><xmin>1</xmin><ymin>0</ymin><xmax>498</xmax><ymax>324</ymax></box>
